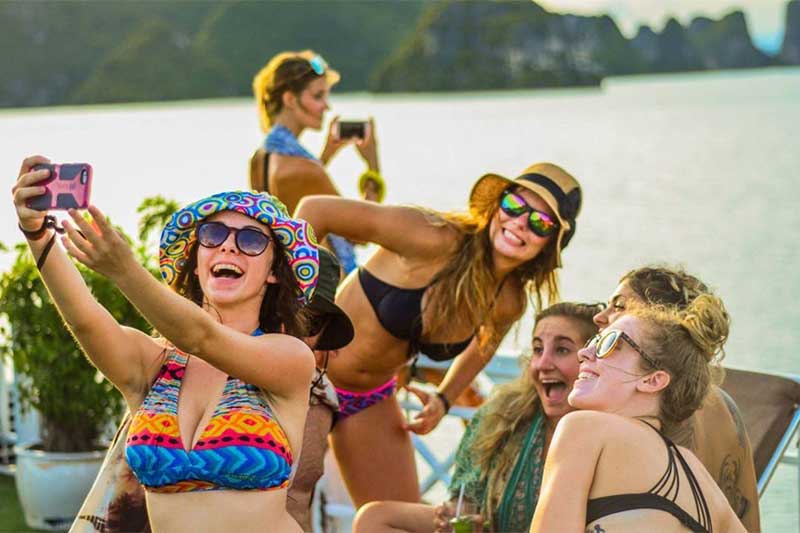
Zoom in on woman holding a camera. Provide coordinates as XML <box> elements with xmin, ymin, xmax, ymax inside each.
<box><xmin>251</xmin><ymin>49</ymin><xmax>385</xmax><ymax>273</ymax></box>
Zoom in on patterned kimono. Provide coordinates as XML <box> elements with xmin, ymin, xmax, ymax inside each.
<box><xmin>449</xmin><ymin>408</ymin><xmax>546</xmax><ymax>533</ymax></box>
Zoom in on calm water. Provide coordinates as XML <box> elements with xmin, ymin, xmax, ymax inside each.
<box><xmin>1</xmin><ymin>67</ymin><xmax>798</xmax><ymax>529</ymax></box>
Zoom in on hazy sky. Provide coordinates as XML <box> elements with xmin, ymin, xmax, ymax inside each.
<box><xmin>536</xmin><ymin>0</ymin><xmax>789</xmax><ymax>53</ymax></box>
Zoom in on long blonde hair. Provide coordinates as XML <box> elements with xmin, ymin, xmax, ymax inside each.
<box><xmin>423</xmin><ymin>205</ymin><xmax>560</xmax><ymax>351</ymax></box>
<box><xmin>470</xmin><ymin>302</ymin><xmax>600</xmax><ymax>511</ymax></box>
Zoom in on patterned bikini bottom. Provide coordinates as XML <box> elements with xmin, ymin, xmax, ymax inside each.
<box><xmin>334</xmin><ymin>377</ymin><xmax>397</xmax><ymax>419</ymax></box>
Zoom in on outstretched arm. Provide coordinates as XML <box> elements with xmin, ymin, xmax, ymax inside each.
<box><xmin>295</xmin><ymin>195</ymin><xmax>450</xmax><ymax>259</ymax></box>
<box><xmin>62</xmin><ymin>206</ymin><xmax>314</xmax><ymax>399</ymax></box>
<box><xmin>530</xmin><ymin>411</ymin><xmax>602</xmax><ymax>532</ymax></box>
<box><xmin>11</xmin><ymin>156</ymin><xmax>163</xmax><ymax>398</ymax></box>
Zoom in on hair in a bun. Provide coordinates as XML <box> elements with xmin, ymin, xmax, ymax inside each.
<box><xmin>631</xmin><ymin>293</ymin><xmax>730</xmax><ymax>425</ymax></box>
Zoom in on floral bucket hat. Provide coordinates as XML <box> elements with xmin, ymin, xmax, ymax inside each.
<box><xmin>159</xmin><ymin>190</ymin><xmax>319</xmax><ymax>304</ymax></box>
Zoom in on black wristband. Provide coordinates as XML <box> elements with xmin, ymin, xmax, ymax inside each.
<box><xmin>436</xmin><ymin>391</ymin><xmax>451</xmax><ymax>414</ymax></box>
<box><xmin>18</xmin><ymin>215</ymin><xmax>60</xmax><ymax>241</ymax></box>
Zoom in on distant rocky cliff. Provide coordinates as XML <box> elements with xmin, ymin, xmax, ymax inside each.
<box><xmin>371</xmin><ymin>2</ymin><xmax>642</xmax><ymax>91</ymax></box>
<box><xmin>780</xmin><ymin>0</ymin><xmax>800</xmax><ymax>64</ymax></box>
<box><xmin>372</xmin><ymin>1</ymin><xmax>776</xmax><ymax>92</ymax></box>
<box><xmin>631</xmin><ymin>11</ymin><xmax>771</xmax><ymax>72</ymax></box>
<box><xmin>2</xmin><ymin>0</ymin><xmax>795</xmax><ymax>107</ymax></box>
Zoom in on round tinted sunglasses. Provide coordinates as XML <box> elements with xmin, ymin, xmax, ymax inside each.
<box><xmin>196</xmin><ymin>221</ymin><xmax>271</xmax><ymax>256</ymax></box>
<box><xmin>499</xmin><ymin>190</ymin><xmax>558</xmax><ymax>237</ymax></box>
<box><xmin>585</xmin><ymin>329</ymin><xmax>660</xmax><ymax>369</ymax></box>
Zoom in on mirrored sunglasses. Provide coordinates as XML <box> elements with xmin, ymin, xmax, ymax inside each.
<box><xmin>499</xmin><ymin>190</ymin><xmax>558</xmax><ymax>237</ymax></box>
<box><xmin>585</xmin><ymin>329</ymin><xmax>660</xmax><ymax>369</ymax></box>
<box><xmin>196</xmin><ymin>221</ymin><xmax>271</xmax><ymax>257</ymax></box>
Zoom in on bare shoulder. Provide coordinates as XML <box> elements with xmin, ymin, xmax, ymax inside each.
<box><xmin>675</xmin><ymin>444</ymin><xmax>747</xmax><ymax>531</ymax></box>
<box><xmin>562</xmin><ymin>410</ymin><xmax>633</xmax><ymax>427</ymax></box>
<box><xmin>272</xmin><ymin>154</ymin><xmax>324</xmax><ymax>177</ymax></box>
<box><xmin>259</xmin><ymin>332</ymin><xmax>314</xmax><ymax>360</ymax></box>
<box><xmin>558</xmin><ymin>411</ymin><xmax>653</xmax><ymax>443</ymax></box>
<box><xmin>556</xmin><ymin>410</ymin><xmax>624</xmax><ymax>436</ymax></box>
<box><xmin>255</xmin><ymin>333</ymin><xmax>315</xmax><ymax>400</ymax></box>
<box><xmin>675</xmin><ymin>444</ymin><xmax>717</xmax><ymax>485</ymax></box>
<box><xmin>263</xmin><ymin>333</ymin><xmax>314</xmax><ymax>375</ymax></box>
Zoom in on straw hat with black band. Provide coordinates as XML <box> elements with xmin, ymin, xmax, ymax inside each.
<box><xmin>308</xmin><ymin>248</ymin><xmax>354</xmax><ymax>351</ymax></box>
<box><xmin>469</xmin><ymin>162</ymin><xmax>582</xmax><ymax>267</ymax></box>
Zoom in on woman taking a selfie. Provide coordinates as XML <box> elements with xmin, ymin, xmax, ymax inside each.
<box><xmin>251</xmin><ymin>49</ymin><xmax>385</xmax><ymax>273</ymax></box>
<box><xmin>13</xmin><ymin>156</ymin><xmax>318</xmax><ymax>532</ymax></box>
<box><xmin>296</xmin><ymin>162</ymin><xmax>582</xmax><ymax>506</ymax></box>
<box><xmin>530</xmin><ymin>296</ymin><xmax>746</xmax><ymax>532</ymax></box>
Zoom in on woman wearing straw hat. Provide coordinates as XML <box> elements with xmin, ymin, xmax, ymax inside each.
<box><xmin>296</xmin><ymin>162</ymin><xmax>582</xmax><ymax>506</ymax></box>
<box><xmin>251</xmin><ymin>49</ymin><xmax>386</xmax><ymax>274</ymax></box>
<box><xmin>13</xmin><ymin>155</ymin><xmax>319</xmax><ymax>532</ymax></box>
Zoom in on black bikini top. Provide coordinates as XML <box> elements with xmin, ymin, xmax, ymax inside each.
<box><xmin>357</xmin><ymin>267</ymin><xmax>473</xmax><ymax>361</ymax></box>
<box><xmin>585</xmin><ymin>421</ymin><xmax>712</xmax><ymax>532</ymax></box>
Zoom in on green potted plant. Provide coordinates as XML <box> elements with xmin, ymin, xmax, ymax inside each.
<box><xmin>0</xmin><ymin>196</ymin><xmax>178</xmax><ymax>530</ymax></box>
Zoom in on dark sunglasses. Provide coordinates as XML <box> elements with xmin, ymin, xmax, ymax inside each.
<box><xmin>585</xmin><ymin>329</ymin><xmax>660</xmax><ymax>370</ymax></box>
<box><xmin>499</xmin><ymin>189</ymin><xmax>559</xmax><ymax>237</ymax></box>
<box><xmin>196</xmin><ymin>221</ymin><xmax>271</xmax><ymax>256</ymax></box>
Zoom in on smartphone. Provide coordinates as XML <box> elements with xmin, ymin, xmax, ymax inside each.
<box><xmin>27</xmin><ymin>163</ymin><xmax>93</xmax><ymax>211</ymax></box>
<box><xmin>337</xmin><ymin>121</ymin><xmax>367</xmax><ymax>140</ymax></box>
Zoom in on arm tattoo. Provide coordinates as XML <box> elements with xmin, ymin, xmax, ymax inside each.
<box><xmin>719</xmin><ymin>454</ymin><xmax>750</xmax><ymax>519</ymax></box>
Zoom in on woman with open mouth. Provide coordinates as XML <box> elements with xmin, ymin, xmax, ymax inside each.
<box><xmin>13</xmin><ymin>155</ymin><xmax>320</xmax><ymax>533</ymax></box>
<box><xmin>353</xmin><ymin>302</ymin><xmax>601</xmax><ymax>533</ymax></box>
<box><xmin>296</xmin><ymin>162</ymin><xmax>582</xmax><ymax>506</ymax></box>
<box><xmin>531</xmin><ymin>294</ymin><xmax>746</xmax><ymax>532</ymax></box>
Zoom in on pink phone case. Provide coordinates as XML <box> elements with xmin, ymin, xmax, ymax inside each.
<box><xmin>28</xmin><ymin>163</ymin><xmax>93</xmax><ymax>211</ymax></box>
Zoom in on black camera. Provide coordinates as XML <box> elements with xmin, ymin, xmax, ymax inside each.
<box><xmin>337</xmin><ymin>121</ymin><xmax>366</xmax><ymax>140</ymax></box>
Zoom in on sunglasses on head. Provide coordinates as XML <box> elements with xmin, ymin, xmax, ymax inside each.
<box><xmin>307</xmin><ymin>54</ymin><xmax>328</xmax><ymax>76</ymax></box>
<box><xmin>584</xmin><ymin>329</ymin><xmax>660</xmax><ymax>370</ymax></box>
<box><xmin>499</xmin><ymin>189</ymin><xmax>558</xmax><ymax>238</ymax></box>
<box><xmin>196</xmin><ymin>221</ymin><xmax>271</xmax><ymax>257</ymax></box>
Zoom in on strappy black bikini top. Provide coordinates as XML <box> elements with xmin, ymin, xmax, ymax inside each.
<box><xmin>585</xmin><ymin>421</ymin><xmax>712</xmax><ymax>532</ymax></box>
<box><xmin>358</xmin><ymin>267</ymin><xmax>473</xmax><ymax>361</ymax></box>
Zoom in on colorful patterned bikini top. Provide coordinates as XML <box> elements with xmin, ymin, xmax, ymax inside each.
<box><xmin>125</xmin><ymin>348</ymin><xmax>293</xmax><ymax>493</ymax></box>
